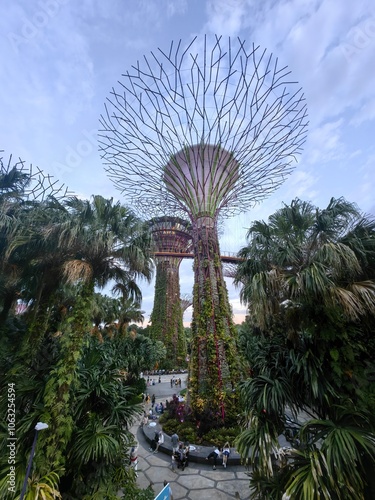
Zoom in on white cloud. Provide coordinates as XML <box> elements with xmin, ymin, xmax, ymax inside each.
<box><xmin>1</xmin><ymin>0</ymin><xmax>374</xmax><ymax>325</ymax></box>
<box><xmin>204</xmin><ymin>0</ymin><xmax>247</xmax><ymax>35</ymax></box>
<box><xmin>350</xmin><ymin>97</ymin><xmax>375</xmax><ymax>126</ymax></box>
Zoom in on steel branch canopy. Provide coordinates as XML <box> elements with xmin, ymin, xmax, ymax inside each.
<box><xmin>1</xmin><ymin>152</ymin><xmax>70</xmax><ymax>201</ymax></box>
<box><xmin>99</xmin><ymin>35</ymin><xmax>308</xmax><ymax>220</ymax></box>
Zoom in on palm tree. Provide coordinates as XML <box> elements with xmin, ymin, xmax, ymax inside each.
<box><xmin>0</xmin><ymin>163</ymin><xmax>33</xmax><ymax>324</ymax></box>
<box><xmin>236</xmin><ymin>198</ymin><xmax>375</xmax><ymax>332</ymax></box>
<box><xmin>38</xmin><ymin>195</ymin><xmax>153</xmax><ymax>470</ymax></box>
<box><xmin>0</xmin><ymin>168</ymin><xmax>155</xmax><ymax>497</ymax></box>
<box><xmin>235</xmin><ymin>198</ymin><xmax>375</xmax><ymax>499</ymax></box>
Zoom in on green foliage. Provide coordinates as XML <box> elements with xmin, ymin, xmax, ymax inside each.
<box><xmin>189</xmin><ymin>224</ymin><xmax>241</xmax><ymax>428</ymax></box>
<box><xmin>204</xmin><ymin>427</ymin><xmax>240</xmax><ymax>447</ymax></box>
<box><xmin>0</xmin><ymin>185</ymin><xmax>159</xmax><ymax>499</ymax></box>
<box><xmin>149</xmin><ymin>260</ymin><xmax>187</xmax><ymax>370</ymax></box>
<box><xmin>23</xmin><ymin>471</ymin><xmax>62</xmax><ymax>500</ymax></box>
<box><xmin>235</xmin><ymin>198</ymin><xmax>375</xmax><ymax>499</ymax></box>
<box><xmin>160</xmin><ymin>408</ymin><xmax>241</xmax><ymax>446</ymax></box>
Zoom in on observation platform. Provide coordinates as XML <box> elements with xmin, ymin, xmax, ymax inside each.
<box><xmin>153</xmin><ymin>250</ymin><xmax>244</xmax><ymax>263</ymax></box>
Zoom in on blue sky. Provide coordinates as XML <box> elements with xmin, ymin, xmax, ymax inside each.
<box><xmin>1</xmin><ymin>0</ymin><xmax>374</xmax><ymax>325</ymax></box>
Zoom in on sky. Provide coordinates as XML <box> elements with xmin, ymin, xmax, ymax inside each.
<box><xmin>1</xmin><ymin>0</ymin><xmax>375</xmax><ymax>326</ymax></box>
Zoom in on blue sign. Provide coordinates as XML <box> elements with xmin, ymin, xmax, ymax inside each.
<box><xmin>154</xmin><ymin>483</ymin><xmax>170</xmax><ymax>500</ymax></box>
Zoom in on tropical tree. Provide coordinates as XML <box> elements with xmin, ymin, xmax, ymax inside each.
<box><xmin>234</xmin><ymin>198</ymin><xmax>375</xmax><ymax>499</ymax></box>
<box><xmin>0</xmin><ymin>162</ymin><xmax>33</xmax><ymax>324</ymax></box>
<box><xmin>37</xmin><ymin>195</ymin><xmax>153</xmax><ymax>471</ymax></box>
<box><xmin>0</xmin><ymin>189</ymin><xmax>155</xmax><ymax>498</ymax></box>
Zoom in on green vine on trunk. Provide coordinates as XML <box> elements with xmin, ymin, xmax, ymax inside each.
<box><xmin>39</xmin><ymin>282</ymin><xmax>94</xmax><ymax>472</ymax></box>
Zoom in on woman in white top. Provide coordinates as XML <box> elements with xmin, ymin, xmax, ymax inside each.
<box><xmin>206</xmin><ymin>446</ymin><xmax>222</xmax><ymax>470</ymax></box>
<box><xmin>154</xmin><ymin>430</ymin><xmax>164</xmax><ymax>452</ymax></box>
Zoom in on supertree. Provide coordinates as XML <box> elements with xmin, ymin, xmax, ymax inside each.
<box><xmin>99</xmin><ymin>35</ymin><xmax>308</xmax><ymax>426</ymax></box>
<box><xmin>180</xmin><ymin>293</ymin><xmax>193</xmax><ymax>314</ymax></box>
<box><xmin>148</xmin><ymin>216</ymin><xmax>192</xmax><ymax>368</ymax></box>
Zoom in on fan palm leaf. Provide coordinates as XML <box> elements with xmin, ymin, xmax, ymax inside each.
<box><xmin>71</xmin><ymin>419</ymin><xmax>121</xmax><ymax>465</ymax></box>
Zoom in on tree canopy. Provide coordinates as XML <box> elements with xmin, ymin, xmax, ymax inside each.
<box><xmin>235</xmin><ymin>197</ymin><xmax>375</xmax><ymax>499</ymax></box>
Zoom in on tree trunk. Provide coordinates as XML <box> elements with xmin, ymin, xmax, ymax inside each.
<box><xmin>188</xmin><ymin>216</ymin><xmax>239</xmax><ymax>427</ymax></box>
<box><xmin>150</xmin><ymin>260</ymin><xmax>187</xmax><ymax>369</ymax></box>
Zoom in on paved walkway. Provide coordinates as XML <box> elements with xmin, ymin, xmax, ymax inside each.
<box><xmin>126</xmin><ymin>374</ymin><xmax>252</xmax><ymax>500</ymax></box>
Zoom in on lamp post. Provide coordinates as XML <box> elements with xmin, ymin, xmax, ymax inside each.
<box><xmin>20</xmin><ymin>422</ymin><xmax>48</xmax><ymax>500</ymax></box>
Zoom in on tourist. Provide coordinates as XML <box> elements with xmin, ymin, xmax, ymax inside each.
<box><xmin>171</xmin><ymin>451</ymin><xmax>177</xmax><ymax>473</ymax></box>
<box><xmin>206</xmin><ymin>446</ymin><xmax>222</xmax><ymax>470</ymax></box>
<box><xmin>154</xmin><ymin>430</ymin><xmax>164</xmax><ymax>453</ymax></box>
<box><xmin>129</xmin><ymin>443</ymin><xmax>138</xmax><ymax>475</ymax></box>
<box><xmin>141</xmin><ymin>412</ymin><xmax>148</xmax><ymax>427</ymax></box>
<box><xmin>163</xmin><ymin>480</ymin><xmax>174</xmax><ymax>500</ymax></box>
<box><xmin>176</xmin><ymin>443</ymin><xmax>189</xmax><ymax>470</ymax></box>
<box><xmin>222</xmin><ymin>441</ymin><xmax>231</xmax><ymax>468</ymax></box>
<box><xmin>149</xmin><ymin>430</ymin><xmax>159</xmax><ymax>452</ymax></box>
<box><xmin>171</xmin><ymin>431</ymin><xmax>179</xmax><ymax>453</ymax></box>
<box><xmin>151</xmin><ymin>394</ymin><xmax>156</xmax><ymax>407</ymax></box>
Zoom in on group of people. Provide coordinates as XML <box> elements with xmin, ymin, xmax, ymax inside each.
<box><xmin>206</xmin><ymin>441</ymin><xmax>231</xmax><ymax>470</ymax></box>
<box><xmin>170</xmin><ymin>432</ymin><xmax>189</xmax><ymax>472</ymax></box>
<box><xmin>170</xmin><ymin>377</ymin><xmax>182</xmax><ymax>388</ymax></box>
<box><xmin>132</xmin><ymin>375</ymin><xmax>233</xmax><ymax>500</ymax></box>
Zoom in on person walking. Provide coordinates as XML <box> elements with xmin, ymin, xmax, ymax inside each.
<box><xmin>163</xmin><ymin>480</ymin><xmax>174</xmax><ymax>500</ymax></box>
<box><xmin>171</xmin><ymin>431</ymin><xmax>180</xmax><ymax>454</ymax></box>
<box><xmin>206</xmin><ymin>446</ymin><xmax>222</xmax><ymax>470</ymax></box>
<box><xmin>140</xmin><ymin>412</ymin><xmax>148</xmax><ymax>427</ymax></box>
<box><xmin>154</xmin><ymin>430</ymin><xmax>164</xmax><ymax>453</ymax></box>
<box><xmin>129</xmin><ymin>443</ymin><xmax>138</xmax><ymax>476</ymax></box>
<box><xmin>222</xmin><ymin>441</ymin><xmax>231</xmax><ymax>468</ymax></box>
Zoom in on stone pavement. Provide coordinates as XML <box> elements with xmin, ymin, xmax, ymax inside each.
<box><xmin>127</xmin><ymin>374</ymin><xmax>253</xmax><ymax>500</ymax></box>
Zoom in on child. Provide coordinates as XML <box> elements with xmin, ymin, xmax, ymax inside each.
<box><xmin>222</xmin><ymin>441</ymin><xmax>231</xmax><ymax>468</ymax></box>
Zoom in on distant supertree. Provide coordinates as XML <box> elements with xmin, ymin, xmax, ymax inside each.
<box><xmin>99</xmin><ymin>35</ymin><xmax>308</xmax><ymax>426</ymax></box>
<box><xmin>180</xmin><ymin>293</ymin><xmax>193</xmax><ymax>314</ymax></box>
<box><xmin>222</xmin><ymin>262</ymin><xmax>239</xmax><ymax>279</ymax></box>
<box><xmin>148</xmin><ymin>216</ymin><xmax>192</xmax><ymax>368</ymax></box>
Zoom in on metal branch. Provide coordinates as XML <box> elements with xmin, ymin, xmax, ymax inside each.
<box><xmin>0</xmin><ymin>151</ymin><xmax>71</xmax><ymax>201</ymax></box>
<box><xmin>99</xmin><ymin>35</ymin><xmax>308</xmax><ymax>219</ymax></box>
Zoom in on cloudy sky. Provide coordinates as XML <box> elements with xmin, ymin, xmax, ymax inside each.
<box><xmin>1</xmin><ymin>0</ymin><xmax>374</xmax><ymax>325</ymax></box>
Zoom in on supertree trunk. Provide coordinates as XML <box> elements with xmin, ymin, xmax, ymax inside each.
<box><xmin>188</xmin><ymin>216</ymin><xmax>239</xmax><ymax>426</ymax></box>
<box><xmin>150</xmin><ymin>261</ymin><xmax>186</xmax><ymax>368</ymax></box>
